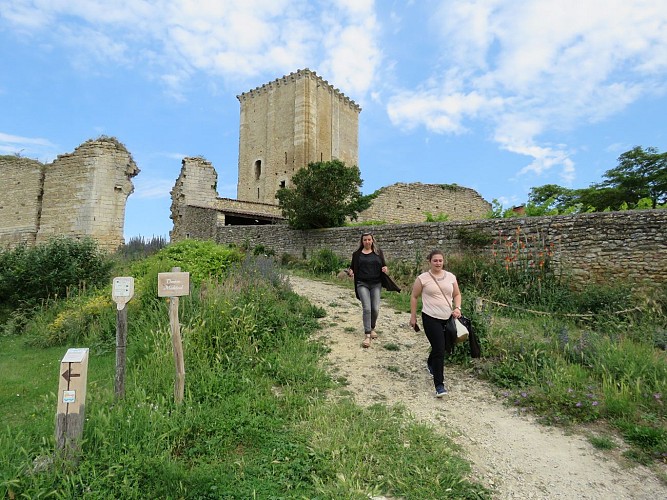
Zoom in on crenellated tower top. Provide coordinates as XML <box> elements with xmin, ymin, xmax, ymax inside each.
<box><xmin>237</xmin><ymin>68</ymin><xmax>361</xmax><ymax>112</ymax></box>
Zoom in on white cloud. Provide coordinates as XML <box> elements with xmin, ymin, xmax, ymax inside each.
<box><xmin>319</xmin><ymin>1</ymin><xmax>382</xmax><ymax>100</ymax></box>
<box><xmin>132</xmin><ymin>178</ymin><xmax>175</xmax><ymax>199</ymax></box>
<box><xmin>387</xmin><ymin>0</ymin><xmax>667</xmax><ymax>181</ymax></box>
<box><xmin>0</xmin><ymin>0</ymin><xmax>382</xmax><ymax>101</ymax></box>
<box><xmin>0</xmin><ymin>132</ymin><xmax>54</xmax><ymax>146</ymax></box>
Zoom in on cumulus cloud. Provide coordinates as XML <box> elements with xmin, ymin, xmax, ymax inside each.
<box><xmin>387</xmin><ymin>0</ymin><xmax>667</xmax><ymax>183</ymax></box>
<box><xmin>0</xmin><ymin>0</ymin><xmax>382</xmax><ymax>100</ymax></box>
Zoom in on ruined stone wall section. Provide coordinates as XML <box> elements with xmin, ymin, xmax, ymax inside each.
<box><xmin>0</xmin><ymin>156</ymin><xmax>44</xmax><ymax>248</ymax></box>
<box><xmin>357</xmin><ymin>183</ymin><xmax>492</xmax><ymax>223</ymax></box>
<box><xmin>211</xmin><ymin>198</ymin><xmax>283</xmax><ymax>216</ymax></box>
<box><xmin>36</xmin><ymin>138</ymin><xmax>139</xmax><ymax>252</ymax></box>
<box><xmin>213</xmin><ymin>210</ymin><xmax>667</xmax><ymax>288</ymax></box>
<box><xmin>237</xmin><ymin>69</ymin><xmax>360</xmax><ymax>205</ymax></box>
<box><xmin>170</xmin><ymin>157</ymin><xmax>220</xmax><ymax>241</ymax></box>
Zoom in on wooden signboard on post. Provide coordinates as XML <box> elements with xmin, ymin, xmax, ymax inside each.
<box><xmin>112</xmin><ymin>277</ymin><xmax>135</xmax><ymax>399</ymax></box>
<box><xmin>55</xmin><ymin>347</ymin><xmax>89</xmax><ymax>459</ymax></box>
<box><xmin>158</xmin><ymin>268</ymin><xmax>190</xmax><ymax>404</ymax></box>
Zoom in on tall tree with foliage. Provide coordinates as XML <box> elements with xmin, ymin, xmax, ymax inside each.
<box><xmin>593</xmin><ymin>146</ymin><xmax>667</xmax><ymax>209</ymax></box>
<box><xmin>510</xmin><ymin>146</ymin><xmax>667</xmax><ymax>217</ymax></box>
<box><xmin>275</xmin><ymin>159</ymin><xmax>373</xmax><ymax>229</ymax></box>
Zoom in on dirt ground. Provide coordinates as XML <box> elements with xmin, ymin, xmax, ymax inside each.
<box><xmin>288</xmin><ymin>274</ymin><xmax>667</xmax><ymax>500</ymax></box>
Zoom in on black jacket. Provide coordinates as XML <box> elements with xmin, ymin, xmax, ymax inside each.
<box><xmin>350</xmin><ymin>248</ymin><xmax>401</xmax><ymax>300</ymax></box>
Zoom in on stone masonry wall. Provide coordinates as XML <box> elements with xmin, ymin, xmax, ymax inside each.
<box><xmin>0</xmin><ymin>156</ymin><xmax>44</xmax><ymax>248</ymax></box>
<box><xmin>0</xmin><ymin>138</ymin><xmax>138</xmax><ymax>252</ymax></box>
<box><xmin>213</xmin><ymin>210</ymin><xmax>667</xmax><ymax>288</ymax></box>
<box><xmin>236</xmin><ymin>69</ymin><xmax>361</xmax><ymax>205</ymax></box>
<box><xmin>36</xmin><ymin>138</ymin><xmax>138</xmax><ymax>252</ymax></box>
<box><xmin>357</xmin><ymin>182</ymin><xmax>492</xmax><ymax>223</ymax></box>
<box><xmin>170</xmin><ymin>157</ymin><xmax>220</xmax><ymax>241</ymax></box>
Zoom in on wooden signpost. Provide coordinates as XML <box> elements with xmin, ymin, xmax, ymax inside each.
<box><xmin>157</xmin><ymin>268</ymin><xmax>190</xmax><ymax>404</ymax></box>
<box><xmin>55</xmin><ymin>347</ymin><xmax>89</xmax><ymax>458</ymax></box>
<box><xmin>112</xmin><ymin>277</ymin><xmax>135</xmax><ymax>399</ymax></box>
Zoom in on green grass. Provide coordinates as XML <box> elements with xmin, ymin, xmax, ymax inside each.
<box><xmin>282</xmin><ymin>251</ymin><xmax>667</xmax><ymax>468</ymax></box>
<box><xmin>0</xmin><ymin>247</ymin><xmax>489</xmax><ymax>499</ymax></box>
<box><xmin>588</xmin><ymin>434</ymin><xmax>617</xmax><ymax>450</ymax></box>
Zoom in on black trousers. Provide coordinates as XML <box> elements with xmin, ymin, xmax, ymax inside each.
<box><xmin>422</xmin><ymin>312</ymin><xmax>454</xmax><ymax>388</ymax></box>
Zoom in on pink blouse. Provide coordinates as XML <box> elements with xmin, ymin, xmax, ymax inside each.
<box><xmin>417</xmin><ymin>271</ymin><xmax>457</xmax><ymax>320</ymax></box>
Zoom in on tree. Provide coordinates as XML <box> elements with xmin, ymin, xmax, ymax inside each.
<box><xmin>523</xmin><ymin>146</ymin><xmax>667</xmax><ymax>214</ymax></box>
<box><xmin>275</xmin><ymin>159</ymin><xmax>373</xmax><ymax>229</ymax></box>
<box><xmin>594</xmin><ymin>146</ymin><xmax>667</xmax><ymax>209</ymax></box>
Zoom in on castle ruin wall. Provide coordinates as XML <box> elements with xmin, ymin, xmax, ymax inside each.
<box><xmin>0</xmin><ymin>138</ymin><xmax>138</xmax><ymax>253</ymax></box>
<box><xmin>357</xmin><ymin>183</ymin><xmax>492</xmax><ymax>223</ymax></box>
<box><xmin>0</xmin><ymin>156</ymin><xmax>44</xmax><ymax>248</ymax></box>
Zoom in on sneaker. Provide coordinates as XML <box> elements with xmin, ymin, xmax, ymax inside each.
<box><xmin>427</xmin><ymin>363</ymin><xmax>433</xmax><ymax>375</ymax></box>
<box><xmin>435</xmin><ymin>385</ymin><xmax>448</xmax><ymax>397</ymax></box>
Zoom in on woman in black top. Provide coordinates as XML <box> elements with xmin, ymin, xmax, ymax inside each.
<box><xmin>349</xmin><ymin>233</ymin><xmax>388</xmax><ymax>348</ymax></box>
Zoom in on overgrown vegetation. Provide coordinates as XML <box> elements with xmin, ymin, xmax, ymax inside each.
<box><xmin>424</xmin><ymin>212</ymin><xmax>449</xmax><ymax>222</ymax></box>
<box><xmin>0</xmin><ymin>240</ymin><xmax>488</xmax><ymax>498</ymax></box>
<box><xmin>0</xmin><ymin>237</ymin><xmax>113</xmax><ymax>309</ymax></box>
<box><xmin>282</xmin><ymin>231</ymin><xmax>667</xmax><ymax>467</ymax></box>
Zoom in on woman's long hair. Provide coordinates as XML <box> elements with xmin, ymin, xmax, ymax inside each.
<box><xmin>355</xmin><ymin>232</ymin><xmax>380</xmax><ymax>254</ymax></box>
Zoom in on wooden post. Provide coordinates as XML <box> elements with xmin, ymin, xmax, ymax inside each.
<box><xmin>169</xmin><ymin>294</ymin><xmax>185</xmax><ymax>404</ymax></box>
<box><xmin>112</xmin><ymin>277</ymin><xmax>134</xmax><ymax>399</ymax></box>
<box><xmin>55</xmin><ymin>348</ymin><xmax>89</xmax><ymax>460</ymax></box>
<box><xmin>157</xmin><ymin>267</ymin><xmax>190</xmax><ymax>405</ymax></box>
<box><xmin>115</xmin><ymin>306</ymin><xmax>128</xmax><ymax>398</ymax></box>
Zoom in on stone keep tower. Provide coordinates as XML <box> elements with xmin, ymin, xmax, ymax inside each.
<box><xmin>236</xmin><ymin>68</ymin><xmax>361</xmax><ymax>204</ymax></box>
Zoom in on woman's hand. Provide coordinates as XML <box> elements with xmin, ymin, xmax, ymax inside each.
<box><xmin>452</xmin><ymin>307</ymin><xmax>462</xmax><ymax>319</ymax></box>
<box><xmin>381</xmin><ymin>265</ymin><xmax>388</xmax><ymax>274</ymax></box>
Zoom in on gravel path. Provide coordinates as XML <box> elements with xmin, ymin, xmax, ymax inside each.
<box><xmin>288</xmin><ymin>274</ymin><xmax>667</xmax><ymax>499</ymax></box>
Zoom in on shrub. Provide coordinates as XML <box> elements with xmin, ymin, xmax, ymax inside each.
<box><xmin>0</xmin><ymin>237</ymin><xmax>113</xmax><ymax>308</ymax></box>
<box><xmin>308</xmin><ymin>248</ymin><xmax>347</xmax><ymax>276</ymax></box>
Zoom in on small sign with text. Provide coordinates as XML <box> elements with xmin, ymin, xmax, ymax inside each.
<box><xmin>157</xmin><ymin>272</ymin><xmax>190</xmax><ymax>297</ymax></box>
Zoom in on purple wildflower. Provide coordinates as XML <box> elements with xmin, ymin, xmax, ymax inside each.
<box><xmin>521</xmin><ymin>392</ymin><xmax>528</xmax><ymax>398</ymax></box>
<box><xmin>575</xmin><ymin>402</ymin><xmax>582</xmax><ymax>407</ymax></box>
<box><xmin>592</xmin><ymin>401</ymin><xmax>599</xmax><ymax>406</ymax></box>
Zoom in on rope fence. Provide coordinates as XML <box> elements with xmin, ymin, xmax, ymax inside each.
<box><xmin>475</xmin><ymin>297</ymin><xmax>642</xmax><ymax>319</ymax></box>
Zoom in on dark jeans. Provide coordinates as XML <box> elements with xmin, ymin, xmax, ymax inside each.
<box><xmin>422</xmin><ymin>312</ymin><xmax>451</xmax><ymax>388</ymax></box>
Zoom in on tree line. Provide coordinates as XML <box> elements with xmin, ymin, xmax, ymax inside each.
<box><xmin>276</xmin><ymin>146</ymin><xmax>666</xmax><ymax>229</ymax></box>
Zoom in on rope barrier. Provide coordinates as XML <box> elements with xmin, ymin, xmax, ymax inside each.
<box><xmin>475</xmin><ymin>297</ymin><xmax>642</xmax><ymax>319</ymax></box>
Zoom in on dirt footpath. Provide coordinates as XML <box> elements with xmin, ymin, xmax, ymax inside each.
<box><xmin>288</xmin><ymin>275</ymin><xmax>667</xmax><ymax>500</ymax></box>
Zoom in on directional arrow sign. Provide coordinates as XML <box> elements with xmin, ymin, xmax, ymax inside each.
<box><xmin>62</xmin><ymin>368</ymin><xmax>81</xmax><ymax>382</ymax></box>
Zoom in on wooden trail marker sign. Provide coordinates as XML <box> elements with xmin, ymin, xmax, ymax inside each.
<box><xmin>55</xmin><ymin>347</ymin><xmax>89</xmax><ymax>458</ymax></box>
<box><xmin>158</xmin><ymin>268</ymin><xmax>190</xmax><ymax>404</ymax></box>
<box><xmin>112</xmin><ymin>277</ymin><xmax>135</xmax><ymax>399</ymax></box>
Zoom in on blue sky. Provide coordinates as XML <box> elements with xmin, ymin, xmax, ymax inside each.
<box><xmin>1</xmin><ymin>0</ymin><xmax>666</xmax><ymax>240</ymax></box>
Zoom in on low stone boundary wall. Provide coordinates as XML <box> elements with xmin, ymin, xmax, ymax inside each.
<box><xmin>213</xmin><ymin>210</ymin><xmax>667</xmax><ymax>287</ymax></box>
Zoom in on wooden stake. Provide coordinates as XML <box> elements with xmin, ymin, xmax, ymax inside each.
<box><xmin>114</xmin><ymin>305</ymin><xmax>128</xmax><ymax>398</ymax></box>
<box><xmin>169</xmin><ymin>267</ymin><xmax>185</xmax><ymax>404</ymax></box>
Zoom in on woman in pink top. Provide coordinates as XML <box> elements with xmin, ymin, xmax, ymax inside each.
<box><xmin>409</xmin><ymin>249</ymin><xmax>462</xmax><ymax>397</ymax></box>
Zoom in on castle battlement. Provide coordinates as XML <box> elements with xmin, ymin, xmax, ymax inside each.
<box><xmin>237</xmin><ymin>68</ymin><xmax>361</xmax><ymax>112</ymax></box>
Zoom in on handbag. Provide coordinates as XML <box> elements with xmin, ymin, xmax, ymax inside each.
<box><xmin>429</xmin><ymin>272</ymin><xmax>468</xmax><ymax>344</ymax></box>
